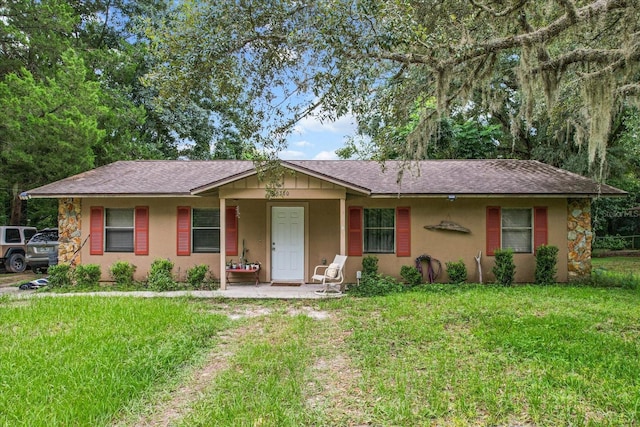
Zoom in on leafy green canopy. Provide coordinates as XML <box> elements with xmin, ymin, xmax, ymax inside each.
<box><xmin>0</xmin><ymin>0</ymin><xmax>228</xmax><ymax>225</ymax></box>
<box><xmin>146</xmin><ymin>0</ymin><xmax>639</xmax><ymax>164</ymax></box>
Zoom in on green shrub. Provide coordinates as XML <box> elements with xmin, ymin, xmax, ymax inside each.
<box><xmin>73</xmin><ymin>264</ymin><xmax>101</xmax><ymax>287</ymax></box>
<box><xmin>593</xmin><ymin>235</ymin><xmax>627</xmax><ymax>251</ymax></box>
<box><xmin>47</xmin><ymin>264</ymin><xmax>72</xmax><ymax>288</ymax></box>
<box><xmin>445</xmin><ymin>259</ymin><xmax>467</xmax><ymax>284</ymax></box>
<box><xmin>362</xmin><ymin>255</ymin><xmax>379</xmax><ymax>276</ymax></box>
<box><xmin>110</xmin><ymin>261</ymin><xmax>136</xmax><ymax>286</ymax></box>
<box><xmin>535</xmin><ymin>244</ymin><xmax>559</xmax><ymax>285</ymax></box>
<box><xmin>492</xmin><ymin>249</ymin><xmax>515</xmax><ymax>286</ymax></box>
<box><xmin>186</xmin><ymin>264</ymin><xmax>212</xmax><ymax>289</ymax></box>
<box><xmin>400</xmin><ymin>265</ymin><xmax>422</xmax><ymax>288</ymax></box>
<box><xmin>349</xmin><ymin>273</ymin><xmax>404</xmax><ymax>297</ymax></box>
<box><xmin>147</xmin><ymin>258</ymin><xmax>176</xmax><ymax>291</ymax></box>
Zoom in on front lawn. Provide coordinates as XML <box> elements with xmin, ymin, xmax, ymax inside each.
<box><xmin>0</xmin><ymin>297</ymin><xmax>228</xmax><ymax>426</ymax></box>
<box><xmin>1</xmin><ymin>285</ymin><xmax>639</xmax><ymax>426</ymax></box>
<box><xmin>592</xmin><ymin>255</ymin><xmax>640</xmax><ymax>275</ymax></box>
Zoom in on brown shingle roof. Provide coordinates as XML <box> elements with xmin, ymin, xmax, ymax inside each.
<box><xmin>26</xmin><ymin>159</ymin><xmax>625</xmax><ymax>197</ymax></box>
<box><xmin>26</xmin><ymin>160</ymin><xmax>255</xmax><ymax>197</ymax></box>
<box><xmin>285</xmin><ymin>160</ymin><xmax>625</xmax><ymax>196</ymax></box>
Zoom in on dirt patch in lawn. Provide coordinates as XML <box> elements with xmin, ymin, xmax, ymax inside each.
<box><xmin>126</xmin><ymin>304</ymin><xmax>338</xmax><ymax>427</ymax></box>
<box><xmin>303</xmin><ymin>312</ymin><xmax>368</xmax><ymax>425</ymax></box>
<box><xmin>128</xmin><ymin>322</ymin><xmax>255</xmax><ymax>427</ymax></box>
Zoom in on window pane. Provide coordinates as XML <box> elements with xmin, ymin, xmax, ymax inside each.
<box><xmin>5</xmin><ymin>228</ymin><xmax>20</xmax><ymax>243</ymax></box>
<box><xmin>106</xmin><ymin>209</ymin><xmax>133</xmax><ymax>227</ymax></box>
<box><xmin>106</xmin><ymin>229</ymin><xmax>134</xmax><ymax>252</ymax></box>
<box><xmin>193</xmin><ymin>209</ymin><xmax>219</xmax><ymax>228</ymax></box>
<box><xmin>193</xmin><ymin>230</ymin><xmax>220</xmax><ymax>253</ymax></box>
<box><xmin>502</xmin><ymin>209</ymin><xmax>531</xmax><ymax>227</ymax></box>
<box><xmin>364</xmin><ymin>208</ymin><xmax>395</xmax><ymax>253</ymax></box>
<box><xmin>105</xmin><ymin>208</ymin><xmax>134</xmax><ymax>252</ymax></box>
<box><xmin>192</xmin><ymin>208</ymin><xmax>220</xmax><ymax>253</ymax></box>
<box><xmin>365</xmin><ymin>208</ymin><xmax>394</xmax><ymax>228</ymax></box>
<box><xmin>364</xmin><ymin>229</ymin><xmax>394</xmax><ymax>253</ymax></box>
<box><xmin>503</xmin><ymin>230</ymin><xmax>532</xmax><ymax>253</ymax></box>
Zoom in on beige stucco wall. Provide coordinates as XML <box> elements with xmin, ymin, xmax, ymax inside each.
<box><xmin>72</xmin><ymin>194</ymin><xmax>572</xmax><ymax>283</ymax></box>
<box><xmin>68</xmin><ymin>172</ymin><xmax>574</xmax><ymax>284</ymax></box>
<box><xmin>80</xmin><ymin>196</ymin><xmax>341</xmax><ymax>283</ymax></box>
<box><xmin>345</xmin><ymin>196</ymin><xmax>569</xmax><ymax>283</ymax></box>
<box><xmin>81</xmin><ymin>197</ymin><xmax>223</xmax><ymax>281</ymax></box>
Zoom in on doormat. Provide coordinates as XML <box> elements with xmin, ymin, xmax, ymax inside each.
<box><xmin>270</xmin><ymin>281</ymin><xmax>302</xmax><ymax>287</ymax></box>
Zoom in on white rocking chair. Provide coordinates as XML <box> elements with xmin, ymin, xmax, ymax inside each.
<box><xmin>313</xmin><ymin>255</ymin><xmax>347</xmax><ymax>295</ymax></box>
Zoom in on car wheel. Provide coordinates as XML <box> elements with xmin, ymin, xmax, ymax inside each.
<box><xmin>7</xmin><ymin>253</ymin><xmax>26</xmax><ymax>273</ymax></box>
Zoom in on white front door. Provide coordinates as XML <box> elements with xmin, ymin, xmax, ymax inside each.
<box><xmin>271</xmin><ymin>206</ymin><xmax>304</xmax><ymax>281</ymax></box>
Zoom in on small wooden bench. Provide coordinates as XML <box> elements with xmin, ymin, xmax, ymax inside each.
<box><xmin>225</xmin><ymin>266</ymin><xmax>260</xmax><ymax>286</ymax></box>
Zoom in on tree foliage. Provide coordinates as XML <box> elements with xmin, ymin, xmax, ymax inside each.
<box><xmin>0</xmin><ymin>0</ymin><xmax>229</xmax><ymax>225</ymax></box>
<box><xmin>146</xmin><ymin>0</ymin><xmax>640</xmax><ymax>166</ymax></box>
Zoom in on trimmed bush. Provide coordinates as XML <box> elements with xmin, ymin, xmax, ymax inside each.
<box><xmin>110</xmin><ymin>261</ymin><xmax>136</xmax><ymax>286</ymax></box>
<box><xmin>349</xmin><ymin>273</ymin><xmax>404</xmax><ymax>297</ymax></box>
<box><xmin>535</xmin><ymin>244</ymin><xmax>559</xmax><ymax>285</ymax></box>
<box><xmin>147</xmin><ymin>258</ymin><xmax>176</xmax><ymax>291</ymax></box>
<box><xmin>445</xmin><ymin>259</ymin><xmax>467</xmax><ymax>284</ymax></box>
<box><xmin>47</xmin><ymin>264</ymin><xmax>72</xmax><ymax>288</ymax></box>
<box><xmin>400</xmin><ymin>265</ymin><xmax>422</xmax><ymax>288</ymax></box>
<box><xmin>186</xmin><ymin>264</ymin><xmax>214</xmax><ymax>289</ymax></box>
<box><xmin>362</xmin><ymin>255</ymin><xmax>379</xmax><ymax>276</ymax></box>
<box><xmin>73</xmin><ymin>264</ymin><xmax>101</xmax><ymax>287</ymax></box>
<box><xmin>492</xmin><ymin>249</ymin><xmax>515</xmax><ymax>286</ymax></box>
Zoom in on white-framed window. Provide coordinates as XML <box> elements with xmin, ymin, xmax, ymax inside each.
<box><xmin>502</xmin><ymin>208</ymin><xmax>533</xmax><ymax>253</ymax></box>
<box><xmin>364</xmin><ymin>208</ymin><xmax>395</xmax><ymax>253</ymax></box>
<box><xmin>105</xmin><ymin>208</ymin><xmax>134</xmax><ymax>252</ymax></box>
<box><xmin>192</xmin><ymin>208</ymin><xmax>220</xmax><ymax>253</ymax></box>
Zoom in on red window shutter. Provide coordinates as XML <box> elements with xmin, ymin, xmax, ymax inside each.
<box><xmin>348</xmin><ymin>206</ymin><xmax>363</xmax><ymax>256</ymax></box>
<box><xmin>90</xmin><ymin>207</ymin><xmax>104</xmax><ymax>255</ymax></box>
<box><xmin>226</xmin><ymin>206</ymin><xmax>238</xmax><ymax>256</ymax></box>
<box><xmin>486</xmin><ymin>206</ymin><xmax>501</xmax><ymax>256</ymax></box>
<box><xmin>176</xmin><ymin>207</ymin><xmax>191</xmax><ymax>256</ymax></box>
<box><xmin>534</xmin><ymin>206</ymin><xmax>548</xmax><ymax>252</ymax></box>
<box><xmin>134</xmin><ymin>206</ymin><xmax>149</xmax><ymax>255</ymax></box>
<box><xmin>396</xmin><ymin>207</ymin><xmax>411</xmax><ymax>257</ymax></box>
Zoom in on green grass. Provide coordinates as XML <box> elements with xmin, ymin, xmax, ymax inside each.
<box><xmin>2</xmin><ymin>285</ymin><xmax>640</xmax><ymax>426</ymax></box>
<box><xmin>338</xmin><ymin>286</ymin><xmax>640</xmax><ymax>425</ymax></box>
<box><xmin>592</xmin><ymin>255</ymin><xmax>640</xmax><ymax>275</ymax></box>
<box><xmin>590</xmin><ymin>256</ymin><xmax>640</xmax><ymax>289</ymax></box>
<box><xmin>0</xmin><ymin>297</ymin><xmax>228</xmax><ymax>426</ymax></box>
<box><xmin>182</xmin><ymin>312</ymin><xmax>320</xmax><ymax>426</ymax></box>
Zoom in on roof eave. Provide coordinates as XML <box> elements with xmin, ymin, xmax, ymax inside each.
<box><xmin>368</xmin><ymin>192</ymin><xmax>628</xmax><ymax>198</ymax></box>
<box><xmin>25</xmin><ymin>192</ymin><xmax>197</xmax><ymax>199</ymax></box>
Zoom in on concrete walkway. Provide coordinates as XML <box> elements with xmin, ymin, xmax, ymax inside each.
<box><xmin>2</xmin><ymin>282</ymin><xmax>343</xmax><ymax>299</ymax></box>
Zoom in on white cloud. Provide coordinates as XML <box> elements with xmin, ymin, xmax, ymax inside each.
<box><xmin>278</xmin><ymin>149</ymin><xmax>306</xmax><ymax>160</ymax></box>
<box><xmin>313</xmin><ymin>150</ymin><xmax>339</xmax><ymax>160</ymax></box>
<box><xmin>297</xmin><ymin>113</ymin><xmax>357</xmax><ymax>135</ymax></box>
<box><xmin>293</xmin><ymin>140</ymin><xmax>313</xmax><ymax>147</ymax></box>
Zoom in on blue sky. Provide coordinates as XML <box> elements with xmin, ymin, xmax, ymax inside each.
<box><xmin>280</xmin><ymin>114</ymin><xmax>358</xmax><ymax>160</ymax></box>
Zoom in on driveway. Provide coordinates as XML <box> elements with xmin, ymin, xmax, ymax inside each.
<box><xmin>0</xmin><ymin>271</ymin><xmax>37</xmax><ymax>295</ymax></box>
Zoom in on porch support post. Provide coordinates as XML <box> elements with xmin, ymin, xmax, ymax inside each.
<box><xmin>339</xmin><ymin>197</ymin><xmax>346</xmax><ymax>255</ymax></box>
<box><xmin>220</xmin><ymin>197</ymin><xmax>227</xmax><ymax>290</ymax></box>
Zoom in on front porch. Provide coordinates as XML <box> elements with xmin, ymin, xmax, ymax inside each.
<box><xmin>217</xmin><ymin>282</ymin><xmax>343</xmax><ymax>298</ymax></box>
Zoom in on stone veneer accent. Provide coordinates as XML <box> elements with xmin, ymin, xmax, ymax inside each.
<box><xmin>567</xmin><ymin>198</ymin><xmax>592</xmax><ymax>280</ymax></box>
<box><xmin>58</xmin><ymin>198</ymin><xmax>82</xmax><ymax>265</ymax></box>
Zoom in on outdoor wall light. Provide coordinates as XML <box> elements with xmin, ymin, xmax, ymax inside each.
<box><xmin>448</xmin><ymin>194</ymin><xmax>457</xmax><ymax>202</ymax></box>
